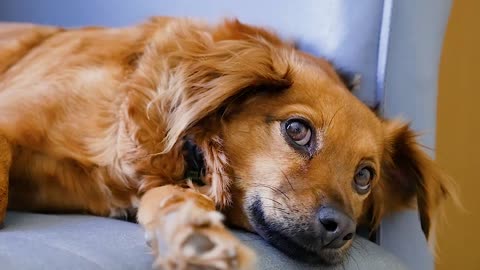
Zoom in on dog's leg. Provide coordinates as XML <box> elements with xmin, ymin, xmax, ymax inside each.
<box><xmin>0</xmin><ymin>135</ymin><xmax>12</xmax><ymax>228</ymax></box>
<box><xmin>138</xmin><ymin>185</ymin><xmax>255</xmax><ymax>270</ymax></box>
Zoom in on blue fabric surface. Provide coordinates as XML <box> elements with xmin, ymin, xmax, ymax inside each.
<box><xmin>0</xmin><ymin>212</ymin><xmax>406</xmax><ymax>270</ymax></box>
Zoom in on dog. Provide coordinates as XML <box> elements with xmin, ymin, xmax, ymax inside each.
<box><xmin>0</xmin><ymin>17</ymin><xmax>453</xmax><ymax>269</ymax></box>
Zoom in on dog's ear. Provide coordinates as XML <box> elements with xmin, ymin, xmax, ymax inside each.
<box><xmin>373</xmin><ymin>120</ymin><xmax>453</xmax><ymax>239</ymax></box>
<box><xmin>148</xmin><ymin>20</ymin><xmax>291</xmax><ymax>207</ymax></box>
<box><xmin>335</xmin><ymin>69</ymin><xmax>361</xmax><ymax>92</ymax></box>
<box><xmin>161</xmin><ymin>20</ymin><xmax>292</xmax><ymax>152</ymax></box>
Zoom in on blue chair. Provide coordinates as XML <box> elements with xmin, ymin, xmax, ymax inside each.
<box><xmin>0</xmin><ymin>1</ymin><xmax>451</xmax><ymax>269</ymax></box>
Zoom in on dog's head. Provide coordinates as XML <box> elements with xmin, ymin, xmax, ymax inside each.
<box><xmin>160</xmin><ymin>19</ymin><xmax>453</xmax><ymax>265</ymax></box>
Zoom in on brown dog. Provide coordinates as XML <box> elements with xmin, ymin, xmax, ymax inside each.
<box><xmin>0</xmin><ymin>17</ymin><xmax>452</xmax><ymax>269</ymax></box>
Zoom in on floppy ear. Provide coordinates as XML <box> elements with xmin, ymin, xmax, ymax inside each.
<box><xmin>158</xmin><ymin>20</ymin><xmax>292</xmax><ymax>152</ymax></box>
<box><xmin>147</xmin><ymin>19</ymin><xmax>291</xmax><ymax>207</ymax></box>
<box><xmin>374</xmin><ymin>120</ymin><xmax>453</xmax><ymax>239</ymax></box>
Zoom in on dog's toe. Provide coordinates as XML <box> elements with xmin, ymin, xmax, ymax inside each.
<box><xmin>182</xmin><ymin>232</ymin><xmax>215</xmax><ymax>256</ymax></box>
<box><xmin>179</xmin><ymin>228</ymin><xmax>240</xmax><ymax>269</ymax></box>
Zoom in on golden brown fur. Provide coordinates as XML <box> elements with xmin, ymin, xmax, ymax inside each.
<box><xmin>0</xmin><ymin>17</ymin><xmax>453</xmax><ymax>268</ymax></box>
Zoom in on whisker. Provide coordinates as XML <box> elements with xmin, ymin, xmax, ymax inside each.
<box><xmin>418</xmin><ymin>143</ymin><xmax>435</xmax><ymax>152</ymax></box>
<box><xmin>279</xmin><ymin>167</ymin><xmax>295</xmax><ymax>192</ymax></box>
<box><xmin>259</xmin><ymin>205</ymin><xmax>291</xmax><ymax>215</ymax></box>
<box><xmin>326</xmin><ymin>106</ymin><xmax>344</xmax><ymax>132</ymax></box>
<box><xmin>257</xmin><ymin>202</ymin><xmax>289</xmax><ymax>211</ymax></box>
<box><xmin>247</xmin><ymin>182</ymin><xmax>290</xmax><ymax>201</ymax></box>
<box><xmin>260</xmin><ymin>205</ymin><xmax>290</xmax><ymax>211</ymax></box>
<box><xmin>259</xmin><ymin>197</ymin><xmax>286</xmax><ymax>207</ymax></box>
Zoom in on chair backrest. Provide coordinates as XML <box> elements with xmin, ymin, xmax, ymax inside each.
<box><xmin>0</xmin><ymin>1</ymin><xmax>453</xmax><ymax>269</ymax></box>
<box><xmin>375</xmin><ymin>1</ymin><xmax>452</xmax><ymax>270</ymax></box>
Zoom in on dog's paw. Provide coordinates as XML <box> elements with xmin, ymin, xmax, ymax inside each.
<box><xmin>148</xmin><ymin>200</ymin><xmax>255</xmax><ymax>270</ymax></box>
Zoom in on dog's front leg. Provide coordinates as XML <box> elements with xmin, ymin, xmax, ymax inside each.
<box><xmin>138</xmin><ymin>185</ymin><xmax>255</xmax><ymax>270</ymax></box>
<box><xmin>0</xmin><ymin>135</ymin><xmax>12</xmax><ymax>227</ymax></box>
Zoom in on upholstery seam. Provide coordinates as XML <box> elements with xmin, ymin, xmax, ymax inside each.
<box><xmin>376</xmin><ymin>0</ymin><xmax>394</xmax><ymax>116</ymax></box>
<box><xmin>375</xmin><ymin>0</ymin><xmax>394</xmax><ymax>246</ymax></box>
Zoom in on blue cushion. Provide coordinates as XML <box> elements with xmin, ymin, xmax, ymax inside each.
<box><xmin>0</xmin><ymin>212</ymin><xmax>406</xmax><ymax>270</ymax></box>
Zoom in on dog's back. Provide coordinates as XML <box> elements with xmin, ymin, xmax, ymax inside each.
<box><xmin>0</xmin><ymin>23</ymin><xmax>61</xmax><ymax>76</ymax></box>
<box><xmin>0</xmin><ymin>19</ymin><xmax>171</xmax><ymax>215</ymax></box>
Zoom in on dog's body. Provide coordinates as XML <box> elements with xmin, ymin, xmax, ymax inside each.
<box><xmin>0</xmin><ymin>17</ymin><xmax>452</xmax><ymax>269</ymax></box>
<box><xmin>0</xmin><ymin>19</ymin><xmax>186</xmax><ymax>215</ymax></box>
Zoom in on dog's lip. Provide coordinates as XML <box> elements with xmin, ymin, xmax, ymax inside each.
<box><xmin>251</xmin><ymin>216</ymin><xmax>347</xmax><ymax>265</ymax></box>
<box><xmin>248</xmin><ymin>198</ymin><xmax>346</xmax><ymax>265</ymax></box>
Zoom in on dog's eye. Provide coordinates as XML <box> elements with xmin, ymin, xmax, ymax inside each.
<box><xmin>285</xmin><ymin>120</ymin><xmax>312</xmax><ymax>146</ymax></box>
<box><xmin>354</xmin><ymin>166</ymin><xmax>374</xmax><ymax>194</ymax></box>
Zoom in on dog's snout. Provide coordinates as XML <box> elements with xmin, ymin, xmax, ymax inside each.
<box><xmin>317</xmin><ymin>206</ymin><xmax>356</xmax><ymax>249</ymax></box>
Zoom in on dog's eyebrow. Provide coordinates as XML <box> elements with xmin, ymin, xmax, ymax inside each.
<box><xmin>265</xmin><ymin>115</ymin><xmax>277</xmax><ymax>123</ymax></box>
<box><xmin>361</xmin><ymin>157</ymin><xmax>376</xmax><ymax>163</ymax></box>
<box><xmin>357</xmin><ymin>157</ymin><xmax>379</xmax><ymax>169</ymax></box>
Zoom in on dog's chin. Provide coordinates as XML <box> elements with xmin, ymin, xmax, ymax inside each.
<box><xmin>256</xmin><ymin>227</ymin><xmax>349</xmax><ymax>265</ymax></box>
<box><xmin>248</xmin><ymin>199</ymin><xmax>349</xmax><ymax>265</ymax></box>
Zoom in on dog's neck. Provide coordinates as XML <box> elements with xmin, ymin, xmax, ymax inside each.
<box><xmin>182</xmin><ymin>138</ymin><xmax>206</xmax><ymax>186</ymax></box>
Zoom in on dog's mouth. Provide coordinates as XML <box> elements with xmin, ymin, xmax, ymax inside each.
<box><xmin>247</xmin><ymin>198</ymin><xmax>349</xmax><ymax>265</ymax></box>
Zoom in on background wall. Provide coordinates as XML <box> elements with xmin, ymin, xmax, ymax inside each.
<box><xmin>436</xmin><ymin>0</ymin><xmax>480</xmax><ymax>269</ymax></box>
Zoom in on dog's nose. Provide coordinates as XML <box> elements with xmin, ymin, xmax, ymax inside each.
<box><xmin>317</xmin><ymin>206</ymin><xmax>356</xmax><ymax>249</ymax></box>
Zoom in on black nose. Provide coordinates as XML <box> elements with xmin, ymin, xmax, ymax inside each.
<box><xmin>317</xmin><ymin>206</ymin><xmax>356</xmax><ymax>249</ymax></box>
